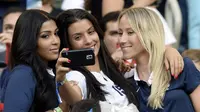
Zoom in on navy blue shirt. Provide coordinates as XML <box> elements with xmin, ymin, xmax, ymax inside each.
<box><xmin>2</xmin><ymin>65</ymin><xmax>36</xmax><ymax>112</ymax></box>
<box><xmin>133</xmin><ymin>58</ymin><xmax>200</xmax><ymax>112</ymax></box>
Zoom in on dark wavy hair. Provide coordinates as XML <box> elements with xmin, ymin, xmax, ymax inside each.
<box><xmin>9</xmin><ymin>9</ymin><xmax>58</xmax><ymax>111</ymax></box>
<box><xmin>56</xmin><ymin>9</ymin><xmax>138</xmax><ymax>107</ymax></box>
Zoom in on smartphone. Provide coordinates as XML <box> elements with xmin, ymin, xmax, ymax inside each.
<box><xmin>62</xmin><ymin>48</ymin><xmax>95</xmax><ymax>67</ymax></box>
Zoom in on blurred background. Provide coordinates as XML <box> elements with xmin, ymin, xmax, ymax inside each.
<box><xmin>0</xmin><ymin>0</ymin><xmax>200</xmax><ymax>71</ymax></box>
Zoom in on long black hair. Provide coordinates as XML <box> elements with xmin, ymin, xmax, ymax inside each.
<box><xmin>9</xmin><ymin>9</ymin><xmax>58</xmax><ymax>111</ymax></box>
<box><xmin>56</xmin><ymin>9</ymin><xmax>138</xmax><ymax>107</ymax></box>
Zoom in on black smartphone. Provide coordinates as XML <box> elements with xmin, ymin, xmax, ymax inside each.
<box><xmin>62</xmin><ymin>48</ymin><xmax>95</xmax><ymax>67</ymax></box>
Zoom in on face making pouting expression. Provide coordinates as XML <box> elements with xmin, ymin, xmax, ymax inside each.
<box><xmin>37</xmin><ymin>20</ymin><xmax>60</xmax><ymax>63</ymax></box>
<box><xmin>118</xmin><ymin>15</ymin><xmax>146</xmax><ymax>60</ymax></box>
<box><xmin>67</xmin><ymin>19</ymin><xmax>100</xmax><ymax>57</ymax></box>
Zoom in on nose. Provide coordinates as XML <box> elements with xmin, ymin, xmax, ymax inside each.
<box><xmin>84</xmin><ymin>34</ymin><xmax>93</xmax><ymax>46</ymax></box>
<box><xmin>119</xmin><ymin>32</ymin><xmax>128</xmax><ymax>45</ymax></box>
<box><xmin>52</xmin><ymin>35</ymin><xmax>60</xmax><ymax>45</ymax></box>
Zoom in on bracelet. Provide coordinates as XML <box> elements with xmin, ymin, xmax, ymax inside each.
<box><xmin>54</xmin><ymin>107</ymin><xmax>62</xmax><ymax>112</ymax></box>
<box><xmin>57</xmin><ymin>78</ymin><xmax>68</xmax><ymax>87</ymax></box>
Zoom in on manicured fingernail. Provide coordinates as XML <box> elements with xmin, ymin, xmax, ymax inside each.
<box><xmin>67</xmin><ymin>59</ymin><xmax>71</xmax><ymax>63</ymax></box>
<box><xmin>65</xmin><ymin>48</ymin><xmax>69</xmax><ymax>51</ymax></box>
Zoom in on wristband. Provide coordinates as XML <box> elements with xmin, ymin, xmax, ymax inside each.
<box><xmin>57</xmin><ymin>78</ymin><xmax>68</xmax><ymax>87</ymax></box>
<box><xmin>54</xmin><ymin>107</ymin><xmax>62</xmax><ymax>112</ymax></box>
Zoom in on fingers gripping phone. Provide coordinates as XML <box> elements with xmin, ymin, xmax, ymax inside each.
<box><xmin>62</xmin><ymin>48</ymin><xmax>95</xmax><ymax>67</ymax></box>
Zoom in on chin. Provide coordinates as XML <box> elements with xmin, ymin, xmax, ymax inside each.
<box><xmin>123</xmin><ymin>55</ymin><xmax>130</xmax><ymax>60</ymax></box>
<box><xmin>123</xmin><ymin>53</ymin><xmax>134</xmax><ymax>60</ymax></box>
<box><xmin>50</xmin><ymin>55</ymin><xmax>59</xmax><ymax>60</ymax></box>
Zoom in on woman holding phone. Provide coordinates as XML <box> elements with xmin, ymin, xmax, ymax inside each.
<box><xmin>55</xmin><ymin>9</ymin><xmax>183</xmax><ymax>111</ymax></box>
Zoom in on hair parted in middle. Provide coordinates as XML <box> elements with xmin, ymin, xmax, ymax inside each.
<box><xmin>56</xmin><ymin>9</ymin><xmax>139</xmax><ymax>107</ymax></box>
<box><xmin>10</xmin><ymin>9</ymin><xmax>59</xmax><ymax>111</ymax></box>
<box><xmin>118</xmin><ymin>7</ymin><xmax>171</xmax><ymax>109</ymax></box>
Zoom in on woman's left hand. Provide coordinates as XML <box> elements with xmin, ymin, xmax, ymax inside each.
<box><xmin>164</xmin><ymin>47</ymin><xmax>184</xmax><ymax>79</ymax></box>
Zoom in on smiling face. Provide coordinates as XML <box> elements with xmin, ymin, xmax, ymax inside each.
<box><xmin>67</xmin><ymin>19</ymin><xmax>100</xmax><ymax>57</ymax></box>
<box><xmin>37</xmin><ymin>20</ymin><xmax>60</xmax><ymax>63</ymax></box>
<box><xmin>118</xmin><ymin>15</ymin><xmax>146</xmax><ymax>60</ymax></box>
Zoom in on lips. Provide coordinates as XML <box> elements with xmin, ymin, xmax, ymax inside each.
<box><xmin>121</xmin><ymin>46</ymin><xmax>131</xmax><ymax>49</ymax></box>
<box><xmin>50</xmin><ymin>48</ymin><xmax>59</xmax><ymax>53</ymax></box>
<box><xmin>89</xmin><ymin>44</ymin><xmax>95</xmax><ymax>50</ymax></box>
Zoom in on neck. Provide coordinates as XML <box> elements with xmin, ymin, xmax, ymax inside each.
<box><xmin>40</xmin><ymin>4</ymin><xmax>53</xmax><ymax>13</ymax></box>
<box><xmin>135</xmin><ymin>51</ymin><xmax>151</xmax><ymax>82</ymax></box>
<box><xmin>86</xmin><ymin>56</ymin><xmax>100</xmax><ymax>72</ymax></box>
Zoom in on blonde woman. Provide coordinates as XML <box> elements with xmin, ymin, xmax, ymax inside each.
<box><xmin>118</xmin><ymin>7</ymin><xmax>200</xmax><ymax>112</ymax></box>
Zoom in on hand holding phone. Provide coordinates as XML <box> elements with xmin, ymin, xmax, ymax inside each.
<box><xmin>62</xmin><ymin>48</ymin><xmax>95</xmax><ymax>67</ymax></box>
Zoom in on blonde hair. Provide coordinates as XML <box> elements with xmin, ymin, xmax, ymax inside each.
<box><xmin>119</xmin><ymin>7</ymin><xmax>171</xmax><ymax>109</ymax></box>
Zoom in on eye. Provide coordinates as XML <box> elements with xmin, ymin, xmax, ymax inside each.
<box><xmin>127</xmin><ymin>31</ymin><xmax>134</xmax><ymax>35</ymax></box>
<box><xmin>118</xmin><ymin>31</ymin><xmax>123</xmax><ymax>36</ymax></box>
<box><xmin>88</xmin><ymin>30</ymin><xmax>95</xmax><ymax>35</ymax></box>
<box><xmin>4</xmin><ymin>25</ymin><xmax>13</xmax><ymax>31</ymax></box>
<box><xmin>74</xmin><ymin>35</ymin><xmax>81</xmax><ymax>41</ymax></box>
<box><xmin>55</xmin><ymin>31</ymin><xmax>59</xmax><ymax>36</ymax></box>
<box><xmin>40</xmin><ymin>34</ymin><xmax>49</xmax><ymax>39</ymax></box>
<box><xmin>110</xmin><ymin>31</ymin><xmax>119</xmax><ymax>36</ymax></box>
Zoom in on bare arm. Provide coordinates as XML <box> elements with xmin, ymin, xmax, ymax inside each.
<box><xmin>134</xmin><ymin>0</ymin><xmax>157</xmax><ymax>7</ymax></box>
<box><xmin>58</xmin><ymin>81</ymin><xmax>82</xmax><ymax>105</ymax></box>
<box><xmin>56</xmin><ymin>49</ymin><xmax>83</xmax><ymax>105</ymax></box>
<box><xmin>190</xmin><ymin>85</ymin><xmax>200</xmax><ymax>112</ymax></box>
<box><xmin>164</xmin><ymin>46</ymin><xmax>184</xmax><ymax>78</ymax></box>
<box><xmin>102</xmin><ymin>0</ymin><xmax>124</xmax><ymax>16</ymax></box>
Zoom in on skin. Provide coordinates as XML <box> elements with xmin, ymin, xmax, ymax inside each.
<box><xmin>104</xmin><ymin>21</ymin><xmax>120</xmax><ymax>55</ymax></box>
<box><xmin>118</xmin><ymin>15</ymin><xmax>146</xmax><ymax>60</ymax></box>
<box><xmin>0</xmin><ymin>12</ymin><xmax>21</xmax><ymax>45</ymax></box>
<box><xmin>37</xmin><ymin>20</ymin><xmax>60</xmax><ymax>64</ymax></box>
<box><xmin>56</xmin><ymin>19</ymin><xmax>101</xmax><ymax>105</ymax></box>
<box><xmin>119</xmin><ymin>14</ymin><xmax>200</xmax><ymax>112</ymax></box>
<box><xmin>104</xmin><ymin>21</ymin><xmax>124</xmax><ymax>64</ymax></box>
<box><xmin>134</xmin><ymin>0</ymin><xmax>156</xmax><ymax>7</ymax></box>
<box><xmin>118</xmin><ymin>15</ymin><xmax>150</xmax><ymax>81</ymax></box>
<box><xmin>102</xmin><ymin>0</ymin><xmax>124</xmax><ymax>16</ymax></box>
<box><xmin>68</xmin><ymin>19</ymin><xmax>100</xmax><ymax>59</ymax></box>
<box><xmin>104</xmin><ymin>20</ymin><xmax>135</xmax><ymax>73</ymax></box>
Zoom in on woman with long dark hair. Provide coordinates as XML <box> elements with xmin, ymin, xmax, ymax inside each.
<box><xmin>55</xmin><ymin>9</ymin><xmax>183</xmax><ymax>111</ymax></box>
<box><xmin>2</xmin><ymin>10</ymin><xmax>60</xmax><ymax>111</ymax></box>
<box><xmin>56</xmin><ymin>9</ymin><xmax>139</xmax><ymax>111</ymax></box>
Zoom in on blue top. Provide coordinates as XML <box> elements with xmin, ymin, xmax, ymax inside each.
<box><xmin>133</xmin><ymin>58</ymin><xmax>200</xmax><ymax>112</ymax></box>
<box><xmin>2</xmin><ymin>65</ymin><xmax>36</xmax><ymax>112</ymax></box>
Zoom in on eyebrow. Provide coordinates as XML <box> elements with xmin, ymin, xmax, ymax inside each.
<box><xmin>109</xmin><ymin>30</ymin><xmax>119</xmax><ymax>34</ymax></box>
<box><xmin>40</xmin><ymin>28</ymin><xmax>59</xmax><ymax>34</ymax></box>
<box><xmin>72</xmin><ymin>26</ymin><xmax>94</xmax><ymax>37</ymax></box>
<box><xmin>4</xmin><ymin>24</ymin><xmax>13</xmax><ymax>26</ymax></box>
<box><xmin>87</xmin><ymin>26</ymin><xmax>94</xmax><ymax>31</ymax></box>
